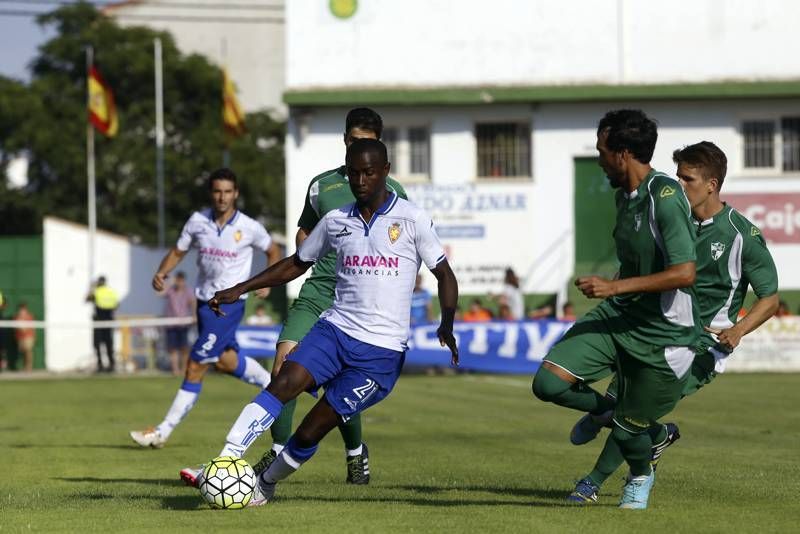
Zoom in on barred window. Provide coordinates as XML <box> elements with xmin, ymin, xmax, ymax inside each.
<box><xmin>782</xmin><ymin>117</ymin><xmax>800</xmax><ymax>172</ymax></box>
<box><xmin>409</xmin><ymin>126</ymin><xmax>430</xmax><ymax>175</ymax></box>
<box><xmin>380</xmin><ymin>125</ymin><xmax>430</xmax><ymax>180</ymax></box>
<box><xmin>476</xmin><ymin>123</ymin><xmax>531</xmax><ymax>178</ymax></box>
<box><xmin>743</xmin><ymin>121</ymin><xmax>775</xmax><ymax>169</ymax></box>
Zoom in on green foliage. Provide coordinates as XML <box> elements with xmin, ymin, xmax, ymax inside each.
<box><xmin>1</xmin><ymin>373</ymin><xmax>799</xmax><ymax>531</ymax></box>
<box><xmin>0</xmin><ymin>2</ymin><xmax>284</xmax><ymax>242</ymax></box>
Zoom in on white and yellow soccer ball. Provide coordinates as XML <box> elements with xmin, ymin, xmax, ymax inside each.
<box><xmin>199</xmin><ymin>456</ymin><xmax>256</xmax><ymax>509</ymax></box>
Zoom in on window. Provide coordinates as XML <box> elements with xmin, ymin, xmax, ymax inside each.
<box><xmin>742</xmin><ymin>116</ymin><xmax>800</xmax><ymax>173</ymax></box>
<box><xmin>476</xmin><ymin>122</ymin><xmax>531</xmax><ymax>178</ymax></box>
<box><xmin>381</xmin><ymin>125</ymin><xmax>430</xmax><ymax>180</ymax></box>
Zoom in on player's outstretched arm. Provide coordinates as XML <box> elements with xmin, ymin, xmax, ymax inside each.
<box><xmin>706</xmin><ymin>293</ymin><xmax>779</xmax><ymax>351</ymax></box>
<box><xmin>576</xmin><ymin>261</ymin><xmax>695</xmax><ymax>299</ymax></box>
<box><xmin>431</xmin><ymin>259</ymin><xmax>459</xmax><ymax>366</ymax></box>
<box><xmin>209</xmin><ymin>254</ymin><xmax>313</xmax><ymax>314</ymax></box>
<box><xmin>152</xmin><ymin>247</ymin><xmax>188</xmax><ymax>291</ymax></box>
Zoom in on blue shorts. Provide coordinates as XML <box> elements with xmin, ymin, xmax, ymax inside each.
<box><xmin>190</xmin><ymin>299</ymin><xmax>244</xmax><ymax>364</ymax></box>
<box><xmin>165</xmin><ymin>326</ymin><xmax>189</xmax><ymax>351</ymax></box>
<box><xmin>287</xmin><ymin>319</ymin><xmax>405</xmax><ymax>419</ymax></box>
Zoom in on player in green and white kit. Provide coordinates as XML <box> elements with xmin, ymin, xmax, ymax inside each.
<box><xmin>252</xmin><ymin>108</ymin><xmax>408</xmax><ymax>484</ymax></box>
<box><xmin>568</xmin><ymin>141</ymin><xmax>779</xmax><ymax>503</ymax></box>
<box><xmin>532</xmin><ymin>110</ymin><xmax>703</xmax><ymax>509</ymax></box>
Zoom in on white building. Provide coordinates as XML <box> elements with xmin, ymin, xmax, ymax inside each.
<box><xmin>105</xmin><ymin>0</ymin><xmax>285</xmax><ymax>115</ymax></box>
<box><xmin>283</xmin><ymin>0</ymin><xmax>800</xmax><ymax>306</ymax></box>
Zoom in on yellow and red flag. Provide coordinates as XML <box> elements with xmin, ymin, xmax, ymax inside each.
<box><xmin>222</xmin><ymin>69</ymin><xmax>246</xmax><ymax>137</ymax></box>
<box><xmin>88</xmin><ymin>65</ymin><xmax>118</xmax><ymax>137</ymax></box>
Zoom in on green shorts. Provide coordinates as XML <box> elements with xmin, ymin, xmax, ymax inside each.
<box><xmin>545</xmin><ymin>299</ymin><xmax>694</xmax><ymax>432</ymax></box>
<box><xmin>606</xmin><ymin>349</ymin><xmax>718</xmax><ymax>400</ymax></box>
<box><xmin>277</xmin><ymin>297</ymin><xmax>330</xmax><ymax>344</ymax></box>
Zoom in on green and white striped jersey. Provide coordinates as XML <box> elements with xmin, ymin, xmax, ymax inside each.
<box><xmin>694</xmin><ymin>204</ymin><xmax>778</xmax><ymax>330</ymax></box>
<box><xmin>609</xmin><ymin>170</ymin><xmax>702</xmax><ymax>349</ymax></box>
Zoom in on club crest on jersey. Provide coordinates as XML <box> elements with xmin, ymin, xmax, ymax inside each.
<box><xmin>234</xmin><ymin>230</ymin><xmax>242</xmax><ymax>243</ymax></box>
<box><xmin>634</xmin><ymin>213</ymin><xmax>642</xmax><ymax>232</ymax></box>
<box><xmin>660</xmin><ymin>185</ymin><xmax>676</xmax><ymax>198</ymax></box>
<box><xmin>711</xmin><ymin>242</ymin><xmax>726</xmax><ymax>261</ymax></box>
<box><xmin>388</xmin><ymin>223</ymin><xmax>402</xmax><ymax>244</ymax></box>
<box><xmin>335</xmin><ymin>226</ymin><xmax>352</xmax><ymax>238</ymax></box>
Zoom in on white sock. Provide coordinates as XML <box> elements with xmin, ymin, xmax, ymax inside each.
<box><xmin>237</xmin><ymin>357</ymin><xmax>271</xmax><ymax>388</ymax></box>
<box><xmin>155</xmin><ymin>388</ymin><xmax>199</xmax><ymax>440</ymax></box>
<box><xmin>271</xmin><ymin>443</ymin><xmax>285</xmax><ymax>454</ymax></box>
<box><xmin>262</xmin><ymin>451</ymin><xmax>301</xmax><ymax>484</ymax></box>
<box><xmin>346</xmin><ymin>444</ymin><xmax>363</xmax><ymax>457</ymax></box>
<box><xmin>218</xmin><ymin>402</ymin><xmax>276</xmax><ymax>458</ymax></box>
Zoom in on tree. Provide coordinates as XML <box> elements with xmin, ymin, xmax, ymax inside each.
<box><xmin>0</xmin><ymin>2</ymin><xmax>285</xmax><ymax>242</ymax></box>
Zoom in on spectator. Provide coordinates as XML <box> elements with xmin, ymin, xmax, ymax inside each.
<box><xmin>86</xmin><ymin>275</ymin><xmax>119</xmax><ymax>373</ymax></box>
<box><xmin>775</xmin><ymin>300</ymin><xmax>791</xmax><ymax>317</ymax></box>
<box><xmin>14</xmin><ymin>302</ymin><xmax>35</xmax><ymax>372</ymax></box>
<box><xmin>497</xmin><ymin>302</ymin><xmax>515</xmax><ymax>321</ymax></box>
<box><xmin>500</xmin><ymin>268</ymin><xmax>524</xmax><ymax>320</ymax></box>
<box><xmin>246</xmin><ymin>303</ymin><xmax>275</xmax><ymax>326</ymax></box>
<box><xmin>561</xmin><ymin>301</ymin><xmax>577</xmax><ymax>321</ymax></box>
<box><xmin>162</xmin><ymin>271</ymin><xmax>195</xmax><ymax>376</ymax></box>
<box><xmin>528</xmin><ymin>304</ymin><xmax>555</xmax><ymax>319</ymax></box>
<box><xmin>463</xmin><ymin>298</ymin><xmax>493</xmax><ymax>322</ymax></box>
<box><xmin>410</xmin><ymin>274</ymin><xmax>434</xmax><ymax>325</ymax></box>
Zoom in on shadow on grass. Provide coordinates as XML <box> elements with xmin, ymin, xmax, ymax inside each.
<box><xmin>10</xmin><ymin>443</ymin><xmax>188</xmax><ymax>450</ymax></box>
<box><xmin>54</xmin><ymin>476</ymin><xmax>184</xmax><ymax>487</ymax></box>
<box><xmin>383</xmin><ymin>483</ymin><xmax>567</xmax><ymax>500</ymax></box>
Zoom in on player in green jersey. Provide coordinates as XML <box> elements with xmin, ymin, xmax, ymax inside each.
<box><xmin>532</xmin><ymin>109</ymin><xmax>702</xmax><ymax>509</ymax></box>
<box><xmin>567</xmin><ymin>141</ymin><xmax>779</xmax><ymax>504</ymax></box>
<box><xmin>251</xmin><ymin>108</ymin><xmax>408</xmax><ymax>484</ymax></box>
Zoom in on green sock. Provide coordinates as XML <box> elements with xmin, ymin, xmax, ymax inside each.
<box><xmin>611</xmin><ymin>425</ymin><xmax>652</xmax><ymax>477</ymax></box>
<box><xmin>588</xmin><ymin>433</ymin><xmax>625</xmax><ymax>487</ymax></box>
<box><xmin>270</xmin><ymin>396</ymin><xmax>296</xmax><ymax>445</ymax></box>
<box><xmin>532</xmin><ymin>367</ymin><xmax>615</xmax><ymax>413</ymax></box>
<box><xmin>587</xmin><ymin>422</ymin><xmax>665</xmax><ymax>486</ymax></box>
<box><xmin>337</xmin><ymin>412</ymin><xmax>363</xmax><ymax>451</ymax></box>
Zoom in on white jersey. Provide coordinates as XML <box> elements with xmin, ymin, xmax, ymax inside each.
<box><xmin>298</xmin><ymin>193</ymin><xmax>446</xmax><ymax>351</ymax></box>
<box><xmin>176</xmin><ymin>209</ymin><xmax>272</xmax><ymax>301</ymax></box>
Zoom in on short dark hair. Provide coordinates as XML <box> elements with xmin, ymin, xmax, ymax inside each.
<box><xmin>346</xmin><ymin>138</ymin><xmax>388</xmax><ymax>165</ymax></box>
<box><xmin>175</xmin><ymin>271</ymin><xmax>186</xmax><ymax>280</ymax></box>
<box><xmin>208</xmin><ymin>167</ymin><xmax>238</xmax><ymax>190</ymax></box>
<box><xmin>672</xmin><ymin>141</ymin><xmax>728</xmax><ymax>190</ymax></box>
<box><xmin>345</xmin><ymin>107</ymin><xmax>383</xmax><ymax>139</ymax></box>
<box><xmin>597</xmin><ymin>109</ymin><xmax>658</xmax><ymax>164</ymax></box>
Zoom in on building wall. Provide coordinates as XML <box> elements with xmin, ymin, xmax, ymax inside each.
<box><xmin>285</xmin><ymin>100</ymin><xmax>800</xmax><ymax>299</ymax></box>
<box><xmin>286</xmin><ymin>0</ymin><xmax>800</xmax><ymax>90</ymax></box>
<box><xmin>107</xmin><ymin>0</ymin><xmax>285</xmax><ymax>115</ymax></box>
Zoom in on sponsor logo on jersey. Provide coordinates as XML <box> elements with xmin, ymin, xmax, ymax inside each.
<box><xmin>388</xmin><ymin>222</ymin><xmax>402</xmax><ymax>244</ymax></box>
<box><xmin>335</xmin><ymin>226</ymin><xmax>352</xmax><ymax>238</ymax></box>
<box><xmin>634</xmin><ymin>213</ymin><xmax>642</xmax><ymax>231</ymax></box>
<box><xmin>660</xmin><ymin>185</ymin><xmax>676</xmax><ymax>198</ymax></box>
<box><xmin>234</xmin><ymin>230</ymin><xmax>242</xmax><ymax>243</ymax></box>
<box><xmin>711</xmin><ymin>241</ymin><xmax>726</xmax><ymax>260</ymax></box>
<box><xmin>322</xmin><ymin>182</ymin><xmax>346</xmax><ymax>193</ymax></box>
<box><xmin>343</xmin><ymin>255</ymin><xmax>399</xmax><ymax>268</ymax></box>
<box><xmin>199</xmin><ymin>247</ymin><xmax>238</xmax><ymax>258</ymax></box>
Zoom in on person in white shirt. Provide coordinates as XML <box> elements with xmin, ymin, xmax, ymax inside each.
<box><xmin>188</xmin><ymin>139</ymin><xmax>459</xmax><ymax>505</ymax></box>
<box><xmin>130</xmin><ymin>168</ymin><xmax>281</xmax><ymax>451</ymax></box>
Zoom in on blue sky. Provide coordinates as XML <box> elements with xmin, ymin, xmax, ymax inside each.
<box><xmin>0</xmin><ymin>12</ymin><xmax>55</xmax><ymax>81</ymax></box>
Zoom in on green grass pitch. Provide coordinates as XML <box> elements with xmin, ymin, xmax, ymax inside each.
<box><xmin>2</xmin><ymin>372</ymin><xmax>799</xmax><ymax>532</ymax></box>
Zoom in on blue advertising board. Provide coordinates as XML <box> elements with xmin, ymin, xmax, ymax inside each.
<box><xmin>236</xmin><ymin>320</ymin><xmax>574</xmax><ymax>375</ymax></box>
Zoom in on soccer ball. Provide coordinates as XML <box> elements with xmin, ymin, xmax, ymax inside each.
<box><xmin>199</xmin><ymin>456</ymin><xmax>256</xmax><ymax>509</ymax></box>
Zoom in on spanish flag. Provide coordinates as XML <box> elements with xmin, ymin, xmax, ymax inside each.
<box><xmin>88</xmin><ymin>65</ymin><xmax>118</xmax><ymax>138</ymax></box>
<box><xmin>222</xmin><ymin>69</ymin><xmax>246</xmax><ymax>137</ymax></box>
